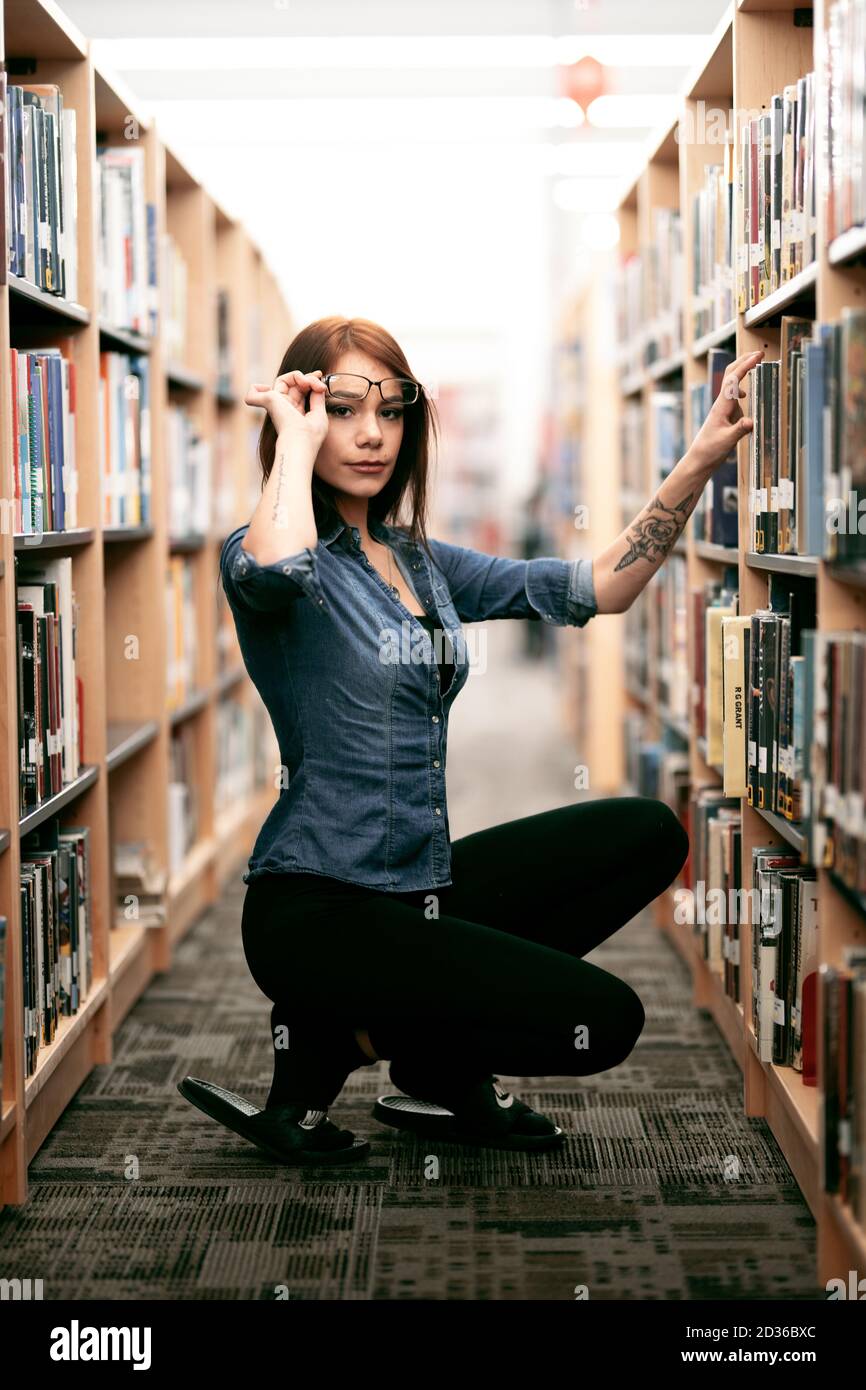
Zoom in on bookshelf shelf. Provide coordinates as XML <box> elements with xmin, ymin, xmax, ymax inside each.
<box><xmin>827</xmin><ymin>561</ymin><xmax>866</xmax><ymax>588</ymax></box>
<box><xmin>743</xmin><ymin>261</ymin><xmax>818</xmax><ymax>327</ymax></box>
<box><xmin>647</xmin><ymin>350</ymin><xmax>686</xmax><ymax>381</ymax></box>
<box><xmin>621</xmin><ymin>369</ymin><xmax>645</xmax><ymax>396</ymax></box>
<box><xmin>169</xmin><ymin>532</ymin><xmax>208</xmax><ymax>554</ymax></box>
<box><xmin>14</xmin><ymin>527</ymin><xmax>95</xmax><ymax>549</ymax></box>
<box><xmin>755</xmin><ymin>803</ymin><xmax>808</xmax><ymax>854</ymax></box>
<box><xmin>215</xmin><ymin>665</ymin><xmax>245</xmax><ymax>696</ymax></box>
<box><xmin>694</xmin><ymin>539</ymin><xmax>739</xmax><ymax>563</ymax></box>
<box><xmin>745</xmin><ymin>551</ymin><xmax>820</xmax><ymax>577</ymax></box>
<box><xmin>102</xmin><ymin>523</ymin><xmax>155</xmax><ymax>544</ymax></box>
<box><xmin>165</xmin><ymin>362</ymin><xmax>205</xmax><ymax>392</ymax></box>
<box><xmin>168</xmin><ymin>687</ymin><xmax>211</xmax><ymax>725</ymax></box>
<box><xmin>97</xmin><ymin>320</ymin><xmax>152</xmax><ymax>354</ymax></box>
<box><xmin>23</xmin><ymin>975</ymin><xmax>109</xmax><ymax>1111</ymax></box>
<box><xmin>18</xmin><ymin>764</ymin><xmax>100</xmax><ymax>835</ymax></box>
<box><xmin>593</xmin><ymin>0</ymin><xmax>866</xmax><ymax>1288</ymax></box>
<box><xmin>826</xmin><ymin>869</ymin><xmax>866</xmax><ymax>922</ymax></box>
<box><xmin>692</xmin><ymin>320</ymin><xmax>737</xmax><ymax>356</ymax></box>
<box><xmin>0</xmin><ymin>0</ymin><xmax>293</xmax><ymax>1210</ymax></box>
<box><xmin>105</xmin><ymin>719</ymin><xmax>160</xmax><ymax>773</ymax></box>
<box><xmin>7</xmin><ymin>271</ymin><xmax>90</xmax><ymax>323</ymax></box>
<box><xmin>108</xmin><ymin>921</ymin><xmax>149</xmax><ymax>982</ymax></box>
<box><xmin>827</xmin><ymin>222</ymin><xmax>866</xmax><ymax>267</ymax></box>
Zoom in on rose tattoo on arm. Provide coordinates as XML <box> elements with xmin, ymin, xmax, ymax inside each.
<box><xmin>613</xmin><ymin>490</ymin><xmax>696</xmax><ymax>572</ymax></box>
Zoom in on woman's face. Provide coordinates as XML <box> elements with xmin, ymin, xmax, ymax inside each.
<box><xmin>313</xmin><ymin>350</ymin><xmax>406</xmax><ymax>503</ymax></box>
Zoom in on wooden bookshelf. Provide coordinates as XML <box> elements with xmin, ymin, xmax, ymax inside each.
<box><xmin>553</xmin><ymin>272</ymin><xmax>624</xmax><ymax>790</ymax></box>
<box><xmin>584</xmin><ymin>0</ymin><xmax>866</xmax><ymax>1290</ymax></box>
<box><xmin>0</xmin><ymin>0</ymin><xmax>291</xmax><ymax>1206</ymax></box>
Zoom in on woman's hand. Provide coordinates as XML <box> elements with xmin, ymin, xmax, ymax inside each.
<box><xmin>687</xmin><ymin>348</ymin><xmax>765</xmax><ymax>473</ymax></box>
<box><xmin>244</xmin><ymin>369</ymin><xmax>329</xmax><ymax>447</ymax></box>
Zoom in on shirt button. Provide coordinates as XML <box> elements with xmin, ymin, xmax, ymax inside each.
<box><xmin>431</xmin><ymin>715</ymin><xmax>439</xmax><ymax>723</ymax></box>
<box><xmin>433</xmin><ymin>759</ymin><xmax>440</xmax><ymax>768</ymax></box>
<box><xmin>434</xmin><ymin>807</ymin><xmax>442</xmax><ymax>816</ymax></box>
<box><xmin>282</xmin><ymin>564</ymin><xmax>293</xmax><ymax>574</ymax></box>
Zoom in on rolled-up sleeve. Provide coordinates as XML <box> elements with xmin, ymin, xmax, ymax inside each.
<box><xmin>426</xmin><ymin>538</ymin><xmax>597</xmax><ymax>628</ymax></box>
<box><xmin>220</xmin><ymin>526</ymin><xmax>326</xmax><ymax>614</ymax></box>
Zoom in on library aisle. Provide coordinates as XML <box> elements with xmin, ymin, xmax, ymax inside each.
<box><xmin>1</xmin><ymin>0</ymin><xmax>865</xmax><ymax>1336</ymax></box>
<box><xmin>0</xmin><ymin>622</ymin><xmax>822</xmax><ymax>1299</ymax></box>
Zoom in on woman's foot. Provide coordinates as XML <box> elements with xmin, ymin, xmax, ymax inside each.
<box><xmin>381</xmin><ymin>1063</ymin><xmax>564</xmax><ymax>1149</ymax></box>
<box><xmin>177</xmin><ymin>1076</ymin><xmax>371</xmax><ymax>1166</ymax></box>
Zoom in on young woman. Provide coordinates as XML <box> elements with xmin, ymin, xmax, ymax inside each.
<box><xmin>179</xmin><ymin>316</ymin><xmax>762</xmax><ymax>1167</ymax></box>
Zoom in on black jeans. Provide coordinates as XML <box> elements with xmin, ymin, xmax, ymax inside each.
<box><xmin>240</xmin><ymin>798</ymin><xmax>689</xmax><ymax>1108</ymax></box>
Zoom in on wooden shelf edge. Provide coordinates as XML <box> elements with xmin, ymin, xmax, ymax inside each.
<box><xmin>23</xmin><ymin>977</ymin><xmax>110</xmax><ymax>1109</ymax></box>
<box><xmin>108</xmin><ymin>922</ymin><xmax>150</xmax><ymax>982</ymax></box>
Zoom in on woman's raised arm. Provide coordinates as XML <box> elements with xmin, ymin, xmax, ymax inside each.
<box><xmin>242</xmin><ymin>369</ymin><xmax>328</xmax><ymax>565</ymax></box>
<box><xmin>590</xmin><ymin>348</ymin><xmax>764</xmax><ymax>615</ymax></box>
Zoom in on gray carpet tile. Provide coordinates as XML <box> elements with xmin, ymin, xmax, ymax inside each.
<box><xmin>0</xmin><ymin>875</ymin><xmax>822</xmax><ymax>1300</ymax></box>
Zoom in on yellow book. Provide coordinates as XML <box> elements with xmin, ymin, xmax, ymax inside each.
<box><xmin>706</xmin><ymin>602</ymin><xmax>736</xmax><ymax>767</ymax></box>
<box><xmin>722</xmin><ymin>616</ymin><xmax>751</xmax><ymax>797</ymax></box>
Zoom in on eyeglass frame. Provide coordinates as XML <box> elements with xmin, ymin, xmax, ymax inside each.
<box><xmin>322</xmin><ymin>373</ymin><xmax>421</xmax><ymax>405</ymax></box>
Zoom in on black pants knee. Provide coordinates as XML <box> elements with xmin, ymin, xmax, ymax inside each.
<box><xmin>240</xmin><ymin>797</ymin><xmax>689</xmax><ymax>1107</ymax></box>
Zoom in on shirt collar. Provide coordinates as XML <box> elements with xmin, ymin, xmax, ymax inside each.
<box><xmin>319</xmin><ymin>513</ymin><xmax>397</xmax><ymax>549</ymax></box>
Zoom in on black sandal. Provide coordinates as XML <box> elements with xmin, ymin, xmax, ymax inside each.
<box><xmin>373</xmin><ymin>1071</ymin><xmax>565</xmax><ymax>1152</ymax></box>
<box><xmin>177</xmin><ymin>1076</ymin><xmax>370</xmax><ymax>1166</ymax></box>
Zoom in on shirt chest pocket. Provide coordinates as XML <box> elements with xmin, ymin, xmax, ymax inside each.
<box><xmin>431</xmin><ymin>577</ymin><xmax>458</xmax><ymax>623</ymax></box>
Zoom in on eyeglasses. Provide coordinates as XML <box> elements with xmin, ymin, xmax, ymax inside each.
<box><xmin>323</xmin><ymin>373</ymin><xmax>420</xmax><ymax>404</ymax></box>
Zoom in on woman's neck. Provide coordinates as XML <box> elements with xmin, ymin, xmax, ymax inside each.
<box><xmin>336</xmin><ymin>496</ymin><xmax>372</xmax><ymax>546</ymax></box>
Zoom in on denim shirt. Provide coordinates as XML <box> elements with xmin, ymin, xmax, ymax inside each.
<box><xmin>219</xmin><ymin>512</ymin><xmax>597</xmax><ymax>892</ymax></box>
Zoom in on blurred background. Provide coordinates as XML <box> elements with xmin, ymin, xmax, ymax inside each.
<box><xmin>65</xmin><ymin>0</ymin><xmax>725</xmax><ymax>536</ymax></box>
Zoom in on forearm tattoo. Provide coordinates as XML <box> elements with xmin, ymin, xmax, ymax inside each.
<box><xmin>613</xmin><ymin>490</ymin><xmax>696</xmax><ymax>571</ymax></box>
<box><xmin>271</xmin><ymin>451</ymin><xmax>287</xmax><ymax>524</ymax></box>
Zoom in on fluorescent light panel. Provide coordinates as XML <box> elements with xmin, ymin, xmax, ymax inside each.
<box><xmin>91</xmin><ymin>34</ymin><xmax>708</xmax><ymax>72</ymax></box>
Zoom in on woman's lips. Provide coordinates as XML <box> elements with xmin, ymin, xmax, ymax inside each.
<box><xmin>345</xmin><ymin>461</ymin><xmax>387</xmax><ymax>471</ymax></box>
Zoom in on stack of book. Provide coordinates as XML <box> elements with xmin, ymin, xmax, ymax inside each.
<box><xmin>691</xmin><ymin>348</ymin><xmax>739</xmax><ymax>548</ymax></box>
<box><xmin>216</xmin><ymin>699</ymin><xmax>257</xmax><ymax>809</ymax></box>
<box><xmin>165</xmin><ymin>557</ymin><xmax>198</xmax><ymax>713</ymax></box>
<box><xmin>736</xmin><ymin>71</ymin><xmax>816</xmax><ymax>312</ymax></box>
<box><xmin>653</xmin><ymin>554</ymin><xmax>688</xmax><ymax>725</ymax></box>
<box><xmin>167</xmin><ymin>405</ymin><xmax>212</xmax><ymax>540</ymax></box>
<box><xmin>822</xmin><ymin>949</ymin><xmax>866</xmax><ymax>1222</ymax></box>
<box><xmin>644</xmin><ymin>208</ymin><xmax>683</xmax><ymax>367</ymax></box>
<box><xmin>691</xmin><ymin>146</ymin><xmax>735</xmax><ymax>340</ymax></box>
<box><xmin>99</xmin><ymin>351</ymin><xmax>152</xmax><ymax>528</ymax></box>
<box><xmin>4</xmin><ymin>80</ymin><xmax>78</xmax><ymax>299</ymax></box>
<box><xmin>114</xmin><ymin>841</ymin><xmax>167</xmax><ymax>930</ymax></box>
<box><xmin>168</xmin><ymin>723</ymin><xmax>200</xmax><ymax>878</ymax></box>
<box><xmin>751</xmin><ymin>847</ymin><xmax>818</xmax><ymax>1072</ymax></box>
<box><xmin>20</xmin><ymin>819</ymin><xmax>92</xmax><ymax>1077</ymax></box>
<box><xmin>16</xmin><ymin>553</ymin><xmax>82</xmax><ymax>815</ymax></box>
<box><xmin>9</xmin><ymin>344</ymin><xmax>78</xmax><ymax>534</ymax></box>
<box><xmin>95</xmin><ymin>144</ymin><xmax>157</xmax><ymax>336</ymax></box>
<box><xmin>807</xmin><ymin>630</ymin><xmax>866</xmax><ymax>896</ymax></box>
<box><xmin>686</xmin><ymin>787</ymin><xmax>741</xmax><ymax>992</ymax></box>
<box><xmin>690</xmin><ymin>566</ymin><xmax>739</xmax><ymax>757</ymax></box>
<box><xmin>743</xmin><ymin>309</ymin><xmax>866</xmax><ymax>564</ymax></box>
<box><xmin>615</xmin><ymin>252</ymin><xmax>644</xmax><ymax>383</ymax></box>
<box><xmin>650</xmin><ymin>390</ymin><xmax>684</xmax><ymax>489</ymax></box>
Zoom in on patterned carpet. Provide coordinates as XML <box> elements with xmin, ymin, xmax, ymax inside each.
<box><xmin>0</xmin><ymin>873</ymin><xmax>821</xmax><ymax>1301</ymax></box>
